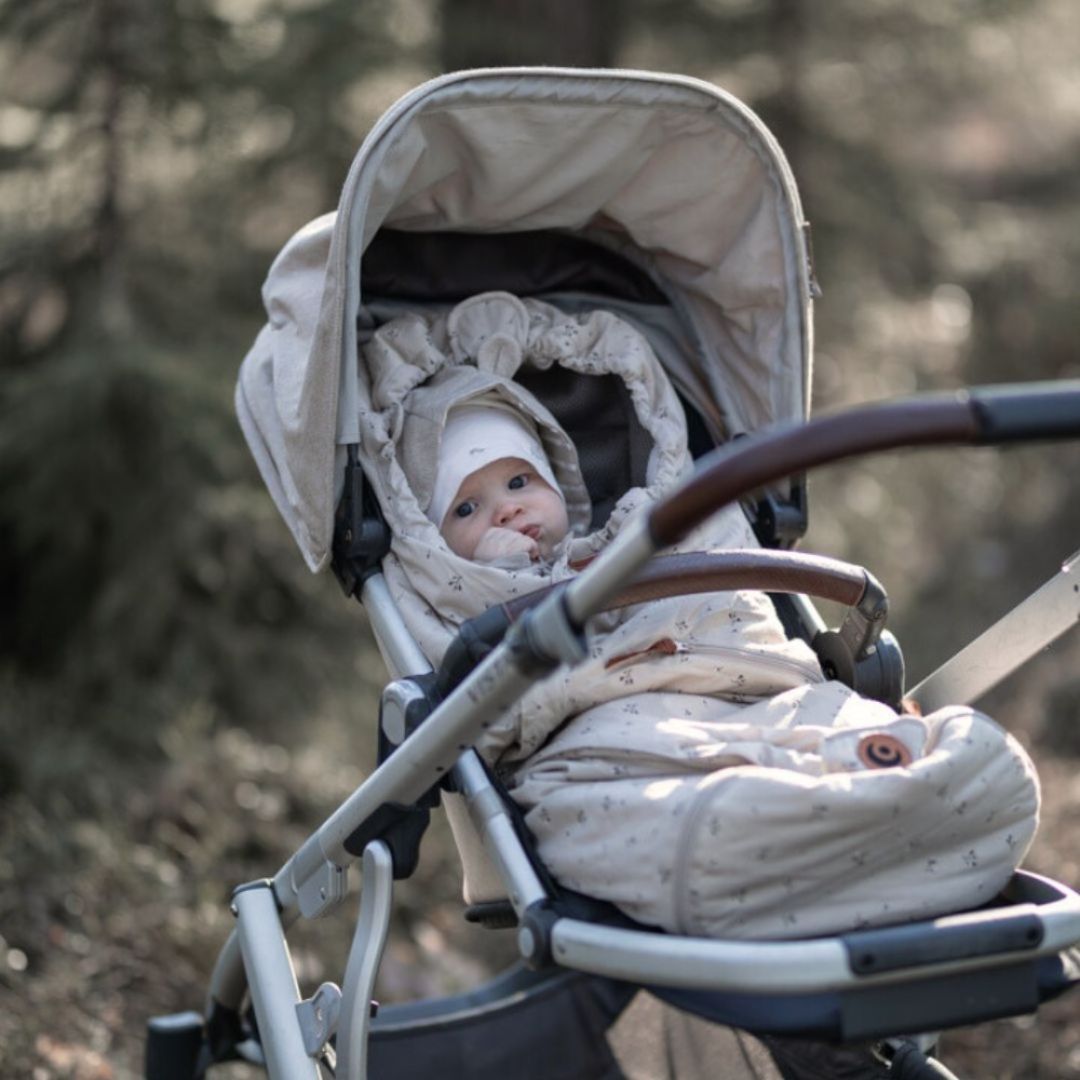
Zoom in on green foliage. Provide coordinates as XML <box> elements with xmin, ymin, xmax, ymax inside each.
<box><xmin>0</xmin><ymin>335</ymin><xmax>363</xmax><ymax>760</ymax></box>
<box><xmin>1</xmin><ymin>343</ymin><xmax>219</xmax><ymax>671</ymax></box>
<box><xmin>0</xmin><ymin>0</ymin><xmax>420</xmax><ymax>777</ymax></box>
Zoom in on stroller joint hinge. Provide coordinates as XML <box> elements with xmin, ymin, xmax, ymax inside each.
<box><xmin>342</xmin><ymin>796</ymin><xmax>437</xmax><ymax>880</ymax></box>
<box><xmin>754</xmin><ymin>479</ymin><xmax>809</xmax><ymax>549</ymax></box>
<box><xmin>518</xmin><ymin>901</ymin><xmax>559</xmax><ymax>969</ymax></box>
<box><xmin>296</xmin><ymin>981</ymin><xmax>342</xmax><ymax>1057</ymax></box>
<box><xmin>847</xmin><ymin>572</ymin><xmax>890</xmax><ymax>661</ymax></box>
<box><xmin>230</xmin><ymin>878</ymin><xmax>280</xmax><ymax>917</ymax></box>
<box><xmin>812</xmin><ymin>572</ymin><xmax>905</xmax><ymax>709</ymax></box>
<box><xmin>145</xmin><ymin>1011</ymin><xmax>207</xmax><ymax>1080</ymax></box>
<box><xmin>332</xmin><ymin>446</ymin><xmax>392</xmax><ymax>598</ymax></box>
<box><xmin>378</xmin><ymin>674</ymin><xmax>439</xmax><ymax>759</ymax></box>
<box><xmin>295</xmin><ymin>860</ymin><xmax>350</xmax><ymax>919</ymax></box>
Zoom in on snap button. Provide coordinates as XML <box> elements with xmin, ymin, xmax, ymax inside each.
<box><xmin>857</xmin><ymin>733</ymin><xmax>913</xmax><ymax>770</ymax></box>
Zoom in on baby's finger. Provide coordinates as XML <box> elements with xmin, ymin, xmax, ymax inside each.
<box><xmin>476</xmin><ymin>527</ymin><xmax>530</xmax><ymax>560</ymax></box>
<box><xmin>496</xmin><ymin>528</ymin><xmax>532</xmax><ymax>553</ymax></box>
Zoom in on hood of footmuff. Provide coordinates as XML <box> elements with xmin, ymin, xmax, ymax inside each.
<box><xmin>361</xmin><ymin>291</ymin><xmax>694</xmax><ymax>660</ymax></box>
<box><xmin>236</xmin><ymin>68</ymin><xmax>814</xmax><ymax>574</ymax></box>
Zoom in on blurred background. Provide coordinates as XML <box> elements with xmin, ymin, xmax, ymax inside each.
<box><xmin>2</xmin><ymin>1</ymin><xmax>1079</xmax><ymax>1076</ymax></box>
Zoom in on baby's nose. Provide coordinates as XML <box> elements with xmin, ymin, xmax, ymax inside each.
<box><xmin>494</xmin><ymin>500</ymin><xmax>522</xmax><ymax>525</ymax></box>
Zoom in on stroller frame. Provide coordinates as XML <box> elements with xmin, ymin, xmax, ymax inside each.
<box><xmin>149</xmin><ymin>384</ymin><xmax>1080</xmax><ymax>1080</ymax></box>
<box><xmin>148</xmin><ymin>68</ymin><xmax>1080</xmax><ymax>1079</ymax></box>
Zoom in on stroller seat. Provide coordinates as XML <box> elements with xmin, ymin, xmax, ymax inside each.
<box><xmin>147</xmin><ymin>68</ymin><xmax>1080</xmax><ymax>1080</ymax></box>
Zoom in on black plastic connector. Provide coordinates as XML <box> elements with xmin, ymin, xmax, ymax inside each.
<box><xmin>814</xmin><ymin>627</ymin><xmax>905</xmax><ymax>710</ymax></box>
<box><xmin>754</xmin><ymin>478</ymin><xmax>809</xmax><ymax>550</ymax></box>
<box><xmin>435</xmin><ymin>606</ymin><xmax>513</xmax><ymax>698</ymax></box>
<box><xmin>518</xmin><ymin>901</ymin><xmax>560</xmax><ymax>969</ymax></box>
<box><xmin>377</xmin><ymin>673</ymin><xmax>439</xmax><ymax>766</ymax></box>
<box><xmin>504</xmin><ymin>595</ymin><xmax>587</xmax><ymax>677</ymax></box>
<box><xmin>884</xmin><ymin>1040</ymin><xmax>961</xmax><ymax>1079</ymax></box>
<box><xmin>202</xmin><ymin>1000</ymin><xmax>247</xmax><ymax>1073</ymax></box>
<box><xmin>342</xmin><ymin>792</ymin><xmax>441</xmax><ymax>880</ymax></box>
<box><xmin>331</xmin><ymin>445</ymin><xmax>392</xmax><ymax>599</ymax></box>
<box><xmin>843</xmin><ymin>910</ymin><xmax>1043</xmax><ymax>976</ymax></box>
<box><xmin>812</xmin><ymin>570</ymin><xmax>905</xmax><ymax>709</ymax></box>
<box><xmin>341</xmin><ymin>675</ymin><xmax>444</xmax><ymax>880</ymax></box>
<box><xmin>144</xmin><ymin>998</ymin><xmax>250</xmax><ymax>1080</ymax></box>
<box><xmin>464</xmin><ymin>900</ymin><xmax>519</xmax><ymax>928</ymax></box>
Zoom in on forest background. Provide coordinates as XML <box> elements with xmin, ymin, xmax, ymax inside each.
<box><xmin>2</xmin><ymin>0</ymin><xmax>1080</xmax><ymax>1076</ymax></box>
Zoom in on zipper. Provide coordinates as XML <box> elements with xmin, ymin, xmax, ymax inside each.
<box><xmin>603</xmin><ymin>638</ymin><xmax>823</xmax><ymax>685</ymax></box>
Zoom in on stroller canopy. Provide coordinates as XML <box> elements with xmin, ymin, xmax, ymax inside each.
<box><xmin>237</xmin><ymin>68</ymin><xmax>815</xmax><ymax>572</ymax></box>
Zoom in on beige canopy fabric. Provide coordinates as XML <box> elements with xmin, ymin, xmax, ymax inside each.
<box><xmin>236</xmin><ymin>68</ymin><xmax>814</xmax><ymax>573</ymax></box>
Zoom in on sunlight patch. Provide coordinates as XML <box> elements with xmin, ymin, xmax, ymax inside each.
<box><xmin>643</xmin><ymin>778</ymin><xmax>682</xmax><ymax>801</ymax></box>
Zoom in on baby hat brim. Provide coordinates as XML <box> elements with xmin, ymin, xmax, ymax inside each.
<box><xmin>428</xmin><ymin>402</ymin><xmax>562</xmax><ymax>528</ymax></box>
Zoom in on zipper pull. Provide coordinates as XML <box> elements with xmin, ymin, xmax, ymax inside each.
<box><xmin>604</xmin><ymin>638</ymin><xmax>686</xmax><ymax>670</ymax></box>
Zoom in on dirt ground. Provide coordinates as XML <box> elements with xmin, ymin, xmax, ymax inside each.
<box><xmin>2</xmin><ymin>635</ymin><xmax>1079</xmax><ymax>1079</ymax></box>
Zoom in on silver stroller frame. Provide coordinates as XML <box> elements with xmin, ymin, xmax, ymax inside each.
<box><xmin>146</xmin><ymin>67</ymin><xmax>1080</xmax><ymax>1080</ymax></box>
<box><xmin>147</xmin><ymin>381</ymin><xmax>1080</xmax><ymax>1080</ymax></box>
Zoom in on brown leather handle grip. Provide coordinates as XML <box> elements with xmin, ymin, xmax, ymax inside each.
<box><xmin>501</xmin><ymin>549</ymin><xmax>870</xmax><ymax>622</ymax></box>
<box><xmin>648</xmin><ymin>399</ymin><xmax>979</xmax><ymax>549</ymax></box>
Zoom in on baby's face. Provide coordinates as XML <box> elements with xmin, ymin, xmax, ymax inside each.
<box><xmin>440</xmin><ymin>457</ymin><xmax>569</xmax><ymax>562</ymax></box>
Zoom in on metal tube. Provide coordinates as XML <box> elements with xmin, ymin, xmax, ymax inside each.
<box><xmin>233</xmin><ymin>884</ymin><xmax>321</xmax><ymax>1080</ymax></box>
<box><xmin>909</xmin><ymin>548</ymin><xmax>1080</xmax><ymax>711</ymax></box>
<box><xmin>361</xmin><ymin>573</ymin><xmax>432</xmax><ymax>678</ymax></box>
<box><xmin>278</xmin><ymin>640</ymin><xmax>543</xmax><ymax>891</ymax></box>
<box><xmin>563</xmin><ymin>516</ymin><xmax>654</xmax><ymax>626</ymax></box>
<box><xmin>337</xmin><ymin>842</ymin><xmax>395</xmax><ymax>1080</ymax></box>
<box><xmin>548</xmin><ymin>885</ymin><xmax>1080</xmax><ymax>992</ymax></box>
<box><xmin>206</xmin><ymin>929</ymin><xmax>246</xmax><ymax>1014</ymax></box>
<box><xmin>454</xmin><ymin>751</ymin><xmax>548</xmax><ymax>913</ymax></box>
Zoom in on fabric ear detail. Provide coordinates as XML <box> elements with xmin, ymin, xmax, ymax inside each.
<box><xmin>446</xmin><ymin>291</ymin><xmax>530</xmax><ymax>369</ymax></box>
<box><xmin>476</xmin><ymin>333</ymin><xmax>524</xmax><ymax>377</ymax></box>
<box><xmin>857</xmin><ymin>733</ymin><xmax>913</xmax><ymax>770</ymax></box>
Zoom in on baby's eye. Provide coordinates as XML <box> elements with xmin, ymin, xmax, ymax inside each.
<box><xmin>453</xmin><ymin>500</ymin><xmax>477</xmax><ymax>519</ymax></box>
<box><xmin>508</xmin><ymin>473</ymin><xmax>529</xmax><ymax>491</ymax></box>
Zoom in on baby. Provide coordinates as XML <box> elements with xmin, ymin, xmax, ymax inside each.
<box><xmin>419</xmin><ymin>395</ymin><xmax>1037</xmax><ymax>943</ymax></box>
<box><xmin>429</xmin><ymin>404</ymin><xmax>570</xmax><ymax>566</ymax></box>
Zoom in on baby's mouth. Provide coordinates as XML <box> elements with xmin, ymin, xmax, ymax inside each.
<box><xmin>519</xmin><ymin>523</ymin><xmax>541</xmax><ymax>541</ymax></box>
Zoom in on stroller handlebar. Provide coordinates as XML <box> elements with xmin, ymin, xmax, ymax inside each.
<box><xmin>648</xmin><ymin>396</ymin><xmax>976</xmax><ymax>549</ymax></box>
<box><xmin>502</xmin><ymin>549</ymin><xmax>870</xmax><ymax>620</ymax></box>
<box><xmin>649</xmin><ymin>380</ymin><xmax>1080</xmax><ymax>550</ymax></box>
<box><xmin>561</xmin><ymin>380</ymin><xmax>1080</xmax><ymax>631</ymax></box>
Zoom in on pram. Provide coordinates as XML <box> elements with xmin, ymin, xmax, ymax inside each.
<box><xmin>146</xmin><ymin>68</ymin><xmax>1080</xmax><ymax>1079</ymax></box>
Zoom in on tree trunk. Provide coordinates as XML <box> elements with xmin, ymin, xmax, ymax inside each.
<box><xmin>95</xmin><ymin>0</ymin><xmax>132</xmax><ymax>335</ymax></box>
<box><xmin>766</xmin><ymin>0</ymin><xmax>808</xmax><ymax>180</ymax></box>
<box><xmin>440</xmin><ymin>0</ymin><xmax>623</xmax><ymax>71</ymax></box>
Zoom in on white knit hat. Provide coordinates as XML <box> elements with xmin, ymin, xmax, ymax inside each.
<box><xmin>428</xmin><ymin>402</ymin><xmax>562</xmax><ymax>527</ymax></box>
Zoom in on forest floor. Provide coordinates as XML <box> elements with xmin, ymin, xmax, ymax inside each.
<box><xmin>2</xmin><ymin>632</ymin><xmax>1080</xmax><ymax>1079</ymax></box>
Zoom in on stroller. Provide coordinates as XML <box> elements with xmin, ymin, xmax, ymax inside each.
<box><xmin>146</xmin><ymin>68</ymin><xmax>1080</xmax><ymax>1079</ymax></box>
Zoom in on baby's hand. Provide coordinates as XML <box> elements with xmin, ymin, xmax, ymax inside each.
<box><xmin>474</xmin><ymin>526</ymin><xmax>539</xmax><ymax>563</ymax></box>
